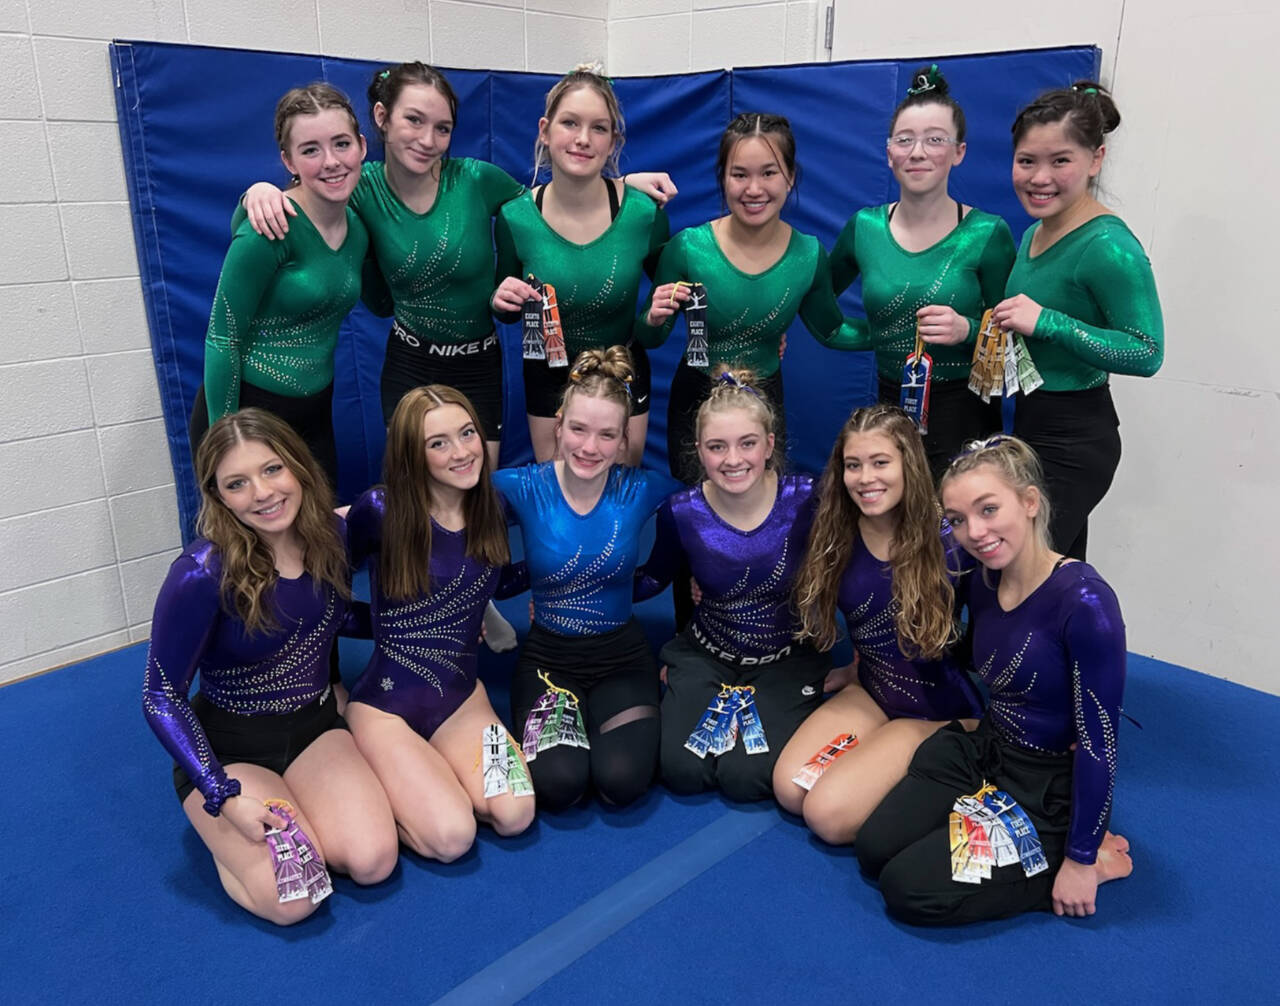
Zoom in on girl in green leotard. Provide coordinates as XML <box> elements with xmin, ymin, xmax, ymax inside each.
<box><xmin>491</xmin><ymin>65</ymin><xmax>671</xmax><ymax>466</ymax></box>
<box><xmin>829</xmin><ymin>64</ymin><xmax>1016</xmax><ymax>480</ymax></box>
<box><xmin>189</xmin><ymin>83</ymin><xmax>368</xmax><ymax>491</ymax></box>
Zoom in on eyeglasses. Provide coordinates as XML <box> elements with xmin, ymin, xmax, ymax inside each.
<box><xmin>887</xmin><ymin>134</ymin><xmax>958</xmax><ymax>151</ymax></box>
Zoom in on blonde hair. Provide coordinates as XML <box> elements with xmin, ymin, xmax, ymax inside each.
<box><xmin>559</xmin><ymin>345</ymin><xmax>635</xmax><ymax>423</ymax></box>
<box><xmin>533</xmin><ymin>63</ymin><xmax>626</xmax><ymax>183</ymax></box>
<box><xmin>691</xmin><ymin>366</ymin><xmax>780</xmax><ymax>480</ymax></box>
<box><xmin>379</xmin><ymin>385</ymin><xmax>510</xmax><ymax>602</ymax></box>
<box><xmin>793</xmin><ymin>404</ymin><xmax>959</xmax><ymax>659</ymax></box>
<box><xmin>940</xmin><ymin>434</ymin><xmax>1054</xmax><ymax>554</ymax></box>
<box><xmin>195</xmin><ymin>409</ymin><xmax>350</xmax><ymax>636</ymax></box>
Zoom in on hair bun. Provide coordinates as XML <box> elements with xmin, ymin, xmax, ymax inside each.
<box><xmin>1071</xmin><ymin>80</ymin><xmax>1121</xmax><ymax>134</ymax></box>
<box><xmin>906</xmin><ymin>64</ymin><xmax>949</xmax><ymax>98</ymax></box>
<box><xmin>570</xmin><ymin>61</ymin><xmax>606</xmax><ymax>78</ymax></box>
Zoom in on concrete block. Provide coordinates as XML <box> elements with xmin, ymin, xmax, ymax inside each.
<box><xmin>0</xmin><ymin>204</ymin><xmax>69</xmax><ymax>284</ymax></box>
<box><xmin>785</xmin><ymin>1</ymin><xmax>819</xmax><ymax>63</ymax></box>
<box><xmin>0</xmin><ymin>628</ymin><xmax>131</xmax><ymax>685</ymax></box>
<box><xmin>0</xmin><ymin>34</ymin><xmax>40</xmax><ymax>119</ymax></box>
<box><xmin>32</xmin><ymin>38</ymin><xmax>117</xmax><ymax>121</ymax></box>
<box><xmin>186</xmin><ymin>0</ymin><xmax>320</xmax><ymax>53</ymax></box>
<box><xmin>0</xmin><ymin>359</ymin><xmax>93</xmax><ymax>442</ymax></box>
<box><xmin>0</xmin><ymin>499</ymin><xmax>116</xmax><ymax>592</ymax></box>
<box><xmin>109</xmin><ymin>484</ymin><xmax>181</xmax><ymax>562</ymax></box>
<box><xmin>0</xmin><ymin>2</ymin><xmax>29</xmax><ymax>32</ymax></box>
<box><xmin>61</xmin><ymin>201</ymin><xmax>138</xmax><ymax>280</ymax></box>
<box><xmin>0</xmin><ymin>566</ymin><xmax>127</xmax><ymax>662</ymax></box>
<box><xmin>28</xmin><ymin>0</ymin><xmax>187</xmax><ymax>41</ymax></box>
<box><xmin>46</xmin><ymin>122</ymin><xmax>128</xmax><ymax>203</ymax></box>
<box><xmin>526</xmin><ymin>13</ymin><xmax>608</xmax><ymax>74</ymax></box>
<box><xmin>693</xmin><ymin>0</ymin><xmax>765</xmax><ymax>7</ymax></box>
<box><xmin>610</xmin><ymin>0</ymin><xmax>689</xmax><ymax>17</ymax></box>
<box><xmin>0</xmin><ymin>282</ymin><xmax>82</xmax><ymax>364</ymax></box>
<box><xmin>86</xmin><ymin>350</ymin><xmax>163</xmax><ymax>425</ymax></box>
<box><xmin>691</xmin><ymin>4</ymin><xmax>786</xmax><ymax>70</ymax></box>
<box><xmin>121</xmin><ymin>548</ymin><xmax>179</xmax><ymax>625</ymax></box>
<box><xmin>431</xmin><ymin>1</ymin><xmax>525</xmax><ymax>70</ymax></box>
<box><xmin>74</xmin><ymin>278</ymin><xmax>150</xmax><ymax>355</ymax></box>
<box><xmin>531</xmin><ymin>0</ymin><xmax>607</xmax><ymax>18</ymax></box>
<box><xmin>0</xmin><ymin>430</ymin><xmax>105</xmax><ymax>519</ymax></box>
<box><xmin>128</xmin><ymin>621</ymin><xmax>152</xmax><ymax>643</ymax></box>
<box><xmin>4</xmin><ymin>121</ymin><xmax>55</xmax><ymax>202</ymax></box>
<box><xmin>608</xmin><ymin>13</ymin><xmax>692</xmax><ymax>75</ymax></box>
<box><xmin>99</xmin><ymin>419</ymin><xmax>174</xmax><ymax>496</ymax></box>
<box><xmin>316</xmin><ymin>0</ymin><xmax>432</xmax><ymax>62</ymax></box>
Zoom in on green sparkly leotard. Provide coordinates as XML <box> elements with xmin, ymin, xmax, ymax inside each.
<box><xmin>634</xmin><ymin>222</ymin><xmax>861</xmax><ymax>378</ymax></box>
<box><xmin>1005</xmin><ymin>215</ymin><xmax>1163</xmax><ymax>391</ymax></box>
<box><xmin>352</xmin><ymin>158</ymin><xmax>524</xmax><ymax>342</ymax></box>
<box><xmin>830</xmin><ymin>205</ymin><xmax>1016</xmax><ymax>381</ymax></box>
<box><xmin>203</xmin><ymin>200</ymin><xmax>368</xmax><ymax>423</ymax></box>
<box><xmin>494</xmin><ymin>187</ymin><xmax>669</xmax><ymax>356</ymax></box>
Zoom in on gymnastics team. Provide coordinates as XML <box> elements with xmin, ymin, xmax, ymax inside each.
<box><xmin>141</xmin><ymin>59</ymin><xmax>1163</xmax><ymax>928</ymax></box>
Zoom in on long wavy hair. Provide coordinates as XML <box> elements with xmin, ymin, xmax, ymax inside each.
<box><xmin>792</xmin><ymin>404</ymin><xmax>959</xmax><ymax>658</ymax></box>
<box><xmin>194</xmin><ymin>408</ymin><xmax>350</xmax><ymax>635</ymax></box>
<box><xmin>380</xmin><ymin>385</ymin><xmax>510</xmax><ymax>601</ymax></box>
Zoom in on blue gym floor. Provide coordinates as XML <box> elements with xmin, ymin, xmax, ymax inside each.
<box><xmin>4</xmin><ymin>589</ymin><xmax>1278</xmax><ymax>1004</ymax></box>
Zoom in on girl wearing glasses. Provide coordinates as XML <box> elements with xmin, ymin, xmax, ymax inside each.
<box><xmin>830</xmin><ymin>65</ymin><xmax>1016</xmax><ymax>480</ymax></box>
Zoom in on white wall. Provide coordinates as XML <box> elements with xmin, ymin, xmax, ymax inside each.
<box><xmin>0</xmin><ymin>0</ymin><xmax>611</xmax><ymax>685</ymax></box>
<box><xmin>5</xmin><ymin>1</ymin><xmax>1275</xmax><ymax>695</ymax></box>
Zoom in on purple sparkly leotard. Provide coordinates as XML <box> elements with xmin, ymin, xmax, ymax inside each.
<box><xmin>495</xmin><ymin>463</ymin><xmax>679</xmax><ymax>637</ymax></box>
<box><xmin>141</xmin><ymin>534</ymin><xmax>351</xmax><ymax>813</ymax></box>
<box><xmin>637</xmin><ymin>474</ymin><xmax>816</xmax><ymax>660</ymax></box>
<box><xmin>345</xmin><ymin>488</ymin><xmax>527</xmax><ymax>738</ymax></box>
<box><xmin>838</xmin><ymin>524</ymin><xmax>983</xmax><ymax>721</ymax></box>
<box><xmin>968</xmin><ymin>560</ymin><xmax>1126</xmax><ymax>864</ymax></box>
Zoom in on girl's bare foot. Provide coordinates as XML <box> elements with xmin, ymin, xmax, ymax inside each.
<box><xmin>1096</xmin><ymin>831</ymin><xmax>1133</xmax><ymax>884</ymax></box>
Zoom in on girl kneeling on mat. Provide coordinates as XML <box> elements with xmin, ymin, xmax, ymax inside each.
<box><xmin>637</xmin><ymin>369</ymin><xmax>829</xmax><ymax>802</ymax></box>
<box><xmin>856</xmin><ymin>435</ymin><xmax>1132</xmax><ymax>925</ymax></box>
<box><xmin>496</xmin><ymin>347</ymin><xmax>680</xmax><ymax>810</ymax></box>
<box><xmin>143</xmin><ymin>409</ymin><xmax>397</xmax><ymax>925</ymax></box>
<box><xmin>773</xmin><ymin>404</ymin><xmax>983</xmax><ymax>837</ymax></box>
<box><xmin>344</xmin><ymin>386</ymin><xmax>534</xmax><ymax>861</ymax></box>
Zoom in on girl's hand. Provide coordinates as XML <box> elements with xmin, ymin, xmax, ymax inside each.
<box><xmin>221</xmin><ymin>792</ymin><xmax>287</xmax><ymax>844</ymax></box>
<box><xmin>916</xmin><ymin>305</ymin><xmax>970</xmax><ymax>346</ymax></box>
<box><xmin>645</xmin><ymin>282</ymin><xmax>691</xmax><ymax>326</ymax></box>
<box><xmin>244</xmin><ymin>182</ymin><xmax>294</xmax><ymax>240</ymax></box>
<box><xmin>990</xmin><ymin>294</ymin><xmax>1044</xmax><ymax>338</ymax></box>
<box><xmin>625</xmin><ymin>172</ymin><xmax>679</xmax><ymax>206</ymax></box>
<box><xmin>689</xmin><ymin>577</ymin><xmax>703</xmax><ymax>606</ymax></box>
<box><xmin>1051</xmin><ymin>856</ymin><xmax>1100</xmax><ymax>917</ymax></box>
<box><xmin>659</xmin><ymin>665</ymin><xmax>668</xmax><ymax>686</ymax></box>
<box><xmin>492</xmin><ymin>276</ymin><xmax>540</xmax><ymax>314</ymax></box>
<box><xmin>779</xmin><ymin>332</ymin><xmax>788</xmax><ymax>360</ymax></box>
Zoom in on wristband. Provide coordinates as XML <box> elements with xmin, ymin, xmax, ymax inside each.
<box><xmin>202</xmin><ymin>777</ymin><xmax>243</xmax><ymax>817</ymax></box>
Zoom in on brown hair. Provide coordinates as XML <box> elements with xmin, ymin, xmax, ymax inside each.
<box><xmin>533</xmin><ymin>63</ymin><xmax>626</xmax><ymax>182</ymax></box>
<box><xmin>1011</xmin><ymin>80</ymin><xmax>1121</xmax><ymax>150</ymax></box>
<box><xmin>715</xmin><ymin>112</ymin><xmax>799</xmax><ymax>209</ymax></box>
<box><xmin>195</xmin><ymin>408</ymin><xmax>350</xmax><ymax>635</ymax></box>
<box><xmin>273</xmin><ymin>82</ymin><xmax>360</xmax><ymax>152</ymax></box>
<box><xmin>367</xmin><ymin>61</ymin><xmax>459</xmax><ymax>150</ymax></box>
<box><xmin>559</xmin><ymin>345</ymin><xmax>635</xmax><ymax>424</ymax></box>
<box><xmin>379</xmin><ymin>385</ymin><xmax>509</xmax><ymax>602</ymax></box>
<box><xmin>691</xmin><ymin>366</ymin><xmax>780</xmax><ymax>480</ymax></box>
<box><xmin>940</xmin><ymin>434</ymin><xmax>1054</xmax><ymax>555</ymax></box>
<box><xmin>792</xmin><ymin>404</ymin><xmax>959</xmax><ymax>658</ymax></box>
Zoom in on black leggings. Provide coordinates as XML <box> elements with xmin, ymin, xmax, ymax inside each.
<box><xmin>380</xmin><ymin>323</ymin><xmax>506</xmax><ymax>436</ymax></box>
<box><xmin>856</xmin><ymin>721</ymin><xmax>1073</xmax><ymax>926</ymax></box>
<box><xmin>189</xmin><ymin>381</ymin><xmax>338</xmax><ymax>494</ymax></box>
<box><xmin>878</xmin><ymin>376</ymin><xmax>1003</xmax><ymax>483</ymax></box>
<box><xmin>510</xmin><ymin>620</ymin><xmax>661</xmax><ymax>811</ymax></box>
<box><xmin>659</xmin><ymin>631</ymin><xmax>828</xmax><ymax>803</ymax></box>
<box><xmin>1012</xmin><ymin>385</ymin><xmax>1121</xmax><ymax>560</ymax></box>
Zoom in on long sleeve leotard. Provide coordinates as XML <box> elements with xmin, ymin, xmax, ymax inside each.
<box><xmin>967</xmin><ymin>560</ymin><xmax>1126</xmax><ymax>864</ymax></box>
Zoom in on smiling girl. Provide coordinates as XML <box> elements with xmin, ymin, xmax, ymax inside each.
<box><xmin>342</xmin><ymin>386</ymin><xmax>534</xmax><ymax>861</ymax></box>
<box><xmin>636</xmin><ymin>113</ymin><xmax>864</xmax><ymax>485</ymax></box>
<box><xmin>143</xmin><ymin>409</ymin><xmax>397</xmax><ymax>924</ymax></box>
<box><xmin>830</xmin><ymin>66</ymin><xmax>1015</xmax><ymax>478</ymax></box>
<box><xmin>189</xmin><ymin>84</ymin><xmax>368</xmax><ymax>491</ymax></box>
<box><xmin>636</xmin><ymin>370</ymin><xmax>829</xmax><ymax>801</ymax></box>
<box><xmin>491</xmin><ymin>65</ymin><xmax>671</xmax><ymax>465</ymax></box>
<box><xmin>774</xmin><ymin>405</ymin><xmax>982</xmax><ymax>837</ymax></box>
<box><xmin>989</xmin><ymin>81</ymin><xmax>1163</xmax><ymax>559</ymax></box>
<box><xmin>495</xmin><ymin>347</ymin><xmax>680</xmax><ymax>809</ymax></box>
<box><xmin>856</xmin><ymin>434</ymin><xmax>1132</xmax><ymax>925</ymax></box>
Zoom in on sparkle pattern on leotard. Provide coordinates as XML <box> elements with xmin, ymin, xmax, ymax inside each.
<box><xmin>536</xmin><ymin>521</ymin><xmax>627</xmax><ymax>635</ymax></box>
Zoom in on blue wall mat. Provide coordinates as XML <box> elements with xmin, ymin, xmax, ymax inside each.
<box><xmin>111</xmin><ymin>41</ymin><xmax>1097</xmax><ymax>537</ymax></box>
